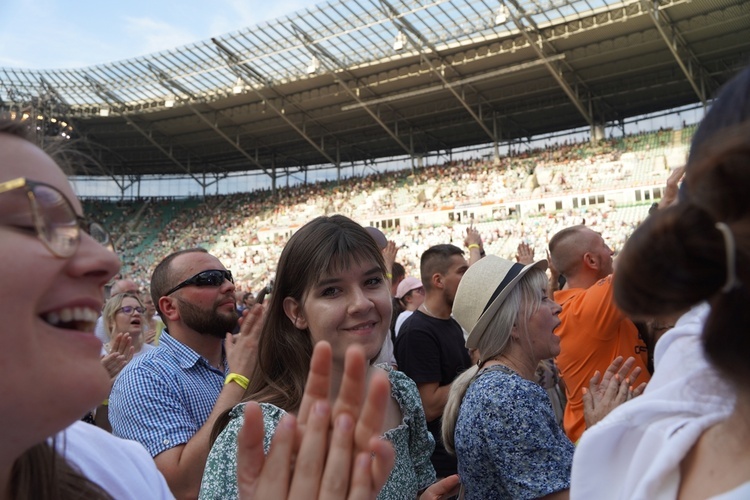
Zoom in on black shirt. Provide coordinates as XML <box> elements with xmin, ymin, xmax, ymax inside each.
<box><xmin>395</xmin><ymin>310</ymin><xmax>472</xmax><ymax>477</ymax></box>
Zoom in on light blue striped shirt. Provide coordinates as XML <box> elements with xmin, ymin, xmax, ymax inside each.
<box><xmin>109</xmin><ymin>329</ymin><xmax>226</xmax><ymax>457</ymax></box>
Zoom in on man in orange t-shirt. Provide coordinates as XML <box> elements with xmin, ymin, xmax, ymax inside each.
<box><xmin>549</xmin><ymin>225</ymin><xmax>650</xmax><ymax>443</ymax></box>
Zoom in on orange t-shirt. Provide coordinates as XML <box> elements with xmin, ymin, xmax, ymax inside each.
<box><xmin>554</xmin><ymin>275</ymin><xmax>650</xmax><ymax>443</ymax></box>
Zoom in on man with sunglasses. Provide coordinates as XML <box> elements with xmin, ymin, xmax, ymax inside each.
<box><xmin>109</xmin><ymin>248</ymin><xmax>262</xmax><ymax>499</ymax></box>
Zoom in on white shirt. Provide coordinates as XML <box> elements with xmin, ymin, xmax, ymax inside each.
<box><xmin>571</xmin><ymin>303</ymin><xmax>736</xmax><ymax>499</ymax></box>
<box><xmin>394</xmin><ymin>310</ymin><xmax>414</xmax><ymax>338</ymax></box>
<box><xmin>57</xmin><ymin>421</ymin><xmax>174</xmax><ymax>499</ymax></box>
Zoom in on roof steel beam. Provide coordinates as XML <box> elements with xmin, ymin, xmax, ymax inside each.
<box><xmin>285</xmin><ymin>26</ymin><xmax>414</xmax><ymax>158</ymax></box>
<box><xmin>212</xmin><ymin>37</ymin><xmax>344</xmax><ymax>167</ymax></box>
<box><xmin>507</xmin><ymin>0</ymin><xmax>593</xmax><ymax>126</ymax></box>
<box><xmin>643</xmin><ymin>0</ymin><xmax>714</xmax><ymax>106</ymax></box>
<box><xmin>150</xmin><ymin>64</ymin><xmax>274</xmax><ymax>176</ymax></box>
<box><xmin>83</xmin><ymin>75</ymin><xmax>208</xmax><ymax>181</ymax></box>
<box><xmin>377</xmin><ymin>0</ymin><xmax>497</xmax><ymax>143</ymax></box>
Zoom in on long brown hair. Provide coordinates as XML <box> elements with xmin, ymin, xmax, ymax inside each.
<box><xmin>11</xmin><ymin>441</ymin><xmax>112</xmax><ymax>500</ymax></box>
<box><xmin>1</xmin><ymin>116</ymin><xmax>113</xmax><ymax>499</ymax></box>
<box><xmin>212</xmin><ymin>215</ymin><xmax>387</xmax><ymax>442</ymax></box>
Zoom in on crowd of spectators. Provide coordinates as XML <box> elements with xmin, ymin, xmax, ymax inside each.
<box><xmin>84</xmin><ymin>127</ymin><xmax>687</xmax><ymax>297</ymax></box>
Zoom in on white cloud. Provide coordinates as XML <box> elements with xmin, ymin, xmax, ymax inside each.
<box><xmin>123</xmin><ymin>16</ymin><xmax>199</xmax><ymax>56</ymax></box>
<box><xmin>207</xmin><ymin>0</ymin><xmax>317</xmax><ymax>37</ymax></box>
<box><xmin>0</xmin><ymin>0</ymin><xmax>324</xmax><ymax>69</ymax></box>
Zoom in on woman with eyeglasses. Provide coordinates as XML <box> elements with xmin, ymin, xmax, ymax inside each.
<box><xmin>102</xmin><ymin>292</ymin><xmax>154</xmax><ymax>358</ymax></box>
<box><xmin>91</xmin><ymin>292</ymin><xmax>155</xmax><ymax>432</ymax></box>
<box><xmin>0</xmin><ymin>118</ymin><xmax>174</xmax><ymax>498</ymax></box>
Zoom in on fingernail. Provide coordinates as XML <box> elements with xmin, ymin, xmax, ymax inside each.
<box><xmin>356</xmin><ymin>453</ymin><xmax>370</xmax><ymax>468</ymax></box>
<box><xmin>314</xmin><ymin>400</ymin><xmax>329</xmax><ymax>416</ymax></box>
<box><xmin>336</xmin><ymin>413</ymin><xmax>353</xmax><ymax>431</ymax></box>
<box><xmin>280</xmin><ymin>414</ymin><xmax>295</xmax><ymax>429</ymax></box>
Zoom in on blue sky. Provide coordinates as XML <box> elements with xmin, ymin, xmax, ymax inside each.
<box><xmin>0</xmin><ymin>0</ymin><xmax>316</xmax><ymax>69</ymax></box>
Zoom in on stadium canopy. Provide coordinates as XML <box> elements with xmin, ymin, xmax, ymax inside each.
<box><xmin>1</xmin><ymin>0</ymin><xmax>748</xmax><ymax>183</ymax></box>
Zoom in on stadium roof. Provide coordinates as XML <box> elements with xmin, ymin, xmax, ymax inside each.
<box><xmin>2</xmin><ymin>0</ymin><xmax>749</xmax><ymax>180</ymax></box>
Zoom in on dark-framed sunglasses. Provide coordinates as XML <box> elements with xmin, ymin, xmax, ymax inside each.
<box><xmin>165</xmin><ymin>269</ymin><xmax>234</xmax><ymax>296</ymax></box>
<box><xmin>117</xmin><ymin>305</ymin><xmax>146</xmax><ymax>315</ymax></box>
<box><xmin>0</xmin><ymin>177</ymin><xmax>114</xmax><ymax>258</ymax></box>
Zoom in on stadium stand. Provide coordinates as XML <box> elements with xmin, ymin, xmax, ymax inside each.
<box><xmin>84</xmin><ymin>127</ymin><xmax>691</xmax><ymax>291</ymax></box>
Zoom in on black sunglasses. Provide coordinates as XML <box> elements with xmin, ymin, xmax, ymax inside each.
<box><xmin>165</xmin><ymin>269</ymin><xmax>234</xmax><ymax>296</ymax></box>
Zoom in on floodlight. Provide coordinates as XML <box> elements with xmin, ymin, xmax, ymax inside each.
<box><xmin>495</xmin><ymin>5</ymin><xmax>509</xmax><ymax>25</ymax></box>
<box><xmin>393</xmin><ymin>31</ymin><xmax>407</xmax><ymax>51</ymax></box>
<box><xmin>307</xmin><ymin>56</ymin><xmax>321</xmax><ymax>75</ymax></box>
<box><xmin>165</xmin><ymin>99</ymin><xmax>175</xmax><ymax>108</ymax></box>
<box><xmin>232</xmin><ymin>78</ymin><xmax>244</xmax><ymax>94</ymax></box>
<box><xmin>99</xmin><ymin>108</ymin><xmax>110</xmax><ymax>117</ymax></box>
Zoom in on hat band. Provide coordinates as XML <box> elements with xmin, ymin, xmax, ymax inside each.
<box><xmin>481</xmin><ymin>262</ymin><xmax>524</xmax><ymax>315</ymax></box>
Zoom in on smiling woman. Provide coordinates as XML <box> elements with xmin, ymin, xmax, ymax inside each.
<box><xmin>0</xmin><ymin>117</ymin><xmax>173</xmax><ymax>499</ymax></box>
<box><xmin>200</xmin><ymin>214</ymin><xmax>437</xmax><ymax>500</ymax></box>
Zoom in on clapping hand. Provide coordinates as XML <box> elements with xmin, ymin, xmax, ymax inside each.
<box><xmin>237</xmin><ymin>342</ymin><xmax>395</xmax><ymax>499</ymax></box>
<box><xmin>583</xmin><ymin>356</ymin><xmax>646</xmax><ymax>428</ymax></box>
<box><xmin>101</xmin><ymin>331</ymin><xmax>134</xmax><ymax>381</ymax></box>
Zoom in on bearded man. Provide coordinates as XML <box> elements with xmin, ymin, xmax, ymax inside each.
<box><xmin>109</xmin><ymin>248</ymin><xmax>261</xmax><ymax>499</ymax></box>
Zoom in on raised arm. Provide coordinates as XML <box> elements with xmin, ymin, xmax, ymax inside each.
<box><xmin>464</xmin><ymin>227</ymin><xmax>484</xmax><ymax>266</ymax></box>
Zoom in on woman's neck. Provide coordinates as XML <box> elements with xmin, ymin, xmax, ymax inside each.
<box><xmin>487</xmin><ymin>347</ymin><xmax>537</xmax><ymax>381</ymax></box>
<box><xmin>678</xmin><ymin>388</ymin><xmax>750</xmax><ymax>500</ymax></box>
<box><xmin>130</xmin><ymin>331</ymin><xmax>144</xmax><ymax>352</ymax></box>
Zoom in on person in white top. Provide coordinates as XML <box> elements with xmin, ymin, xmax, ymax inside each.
<box><xmin>394</xmin><ymin>276</ymin><xmax>425</xmax><ymax>338</ymax></box>
<box><xmin>0</xmin><ymin>117</ymin><xmax>173</xmax><ymax>498</ymax></box>
<box><xmin>572</xmin><ymin>83</ymin><xmax>750</xmax><ymax>499</ymax></box>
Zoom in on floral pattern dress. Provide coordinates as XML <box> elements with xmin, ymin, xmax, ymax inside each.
<box><xmin>199</xmin><ymin>366</ymin><xmax>436</xmax><ymax>499</ymax></box>
<box><xmin>454</xmin><ymin>365</ymin><xmax>575</xmax><ymax>499</ymax></box>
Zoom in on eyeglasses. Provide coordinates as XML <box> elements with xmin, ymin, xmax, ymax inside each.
<box><xmin>165</xmin><ymin>269</ymin><xmax>234</xmax><ymax>296</ymax></box>
<box><xmin>117</xmin><ymin>305</ymin><xmax>146</xmax><ymax>315</ymax></box>
<box><xmin>0</xmin><ymin>177</ymin><xmax>114</xmax><ymax>258</ymax></box>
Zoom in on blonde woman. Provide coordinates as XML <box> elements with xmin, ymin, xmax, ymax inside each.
<box><xmin>102</xmin><ymin>292</ymin><xmax>155</xmax><ymax>358</ymax></box>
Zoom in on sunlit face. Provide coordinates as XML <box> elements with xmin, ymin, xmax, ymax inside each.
<box><xmin>113</xmin><ymin>296</ymin><xmax>145</xmax><ymax>339</ymax></box>
<box><xmin>166</xmin><ymin>252</ymin><xmax>238</xmax><ymax>338</ymax></box>
<box><xmin>404</xmin><ymin>286</ymin><xmax>425</xmax><ymax>310</ymax></box>
<box><xmin>524</xmin><ymin>288</ymin><xmax>563</xmax><ymax>361</ymax></box>
<box><xmin>587</xmin><ymin>229</ymin><xmax>614</xmax><ymax>278</ymax></box>
<box><xmin>285</xmin><ymin>260</ymin><xmax>392</xmax><ymax>367</ymax></box>
<box><xmin>0</xmin><ymin>133</ymin><xmax>120</xmax><ymax>453</ymax></box>
<box><xmin>442</xmin><ymin>254</ymin><xmax>469</xmax><ymax>306</ymax></box>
